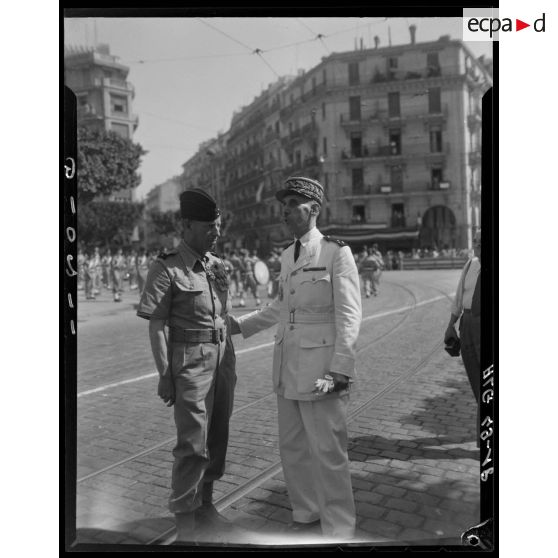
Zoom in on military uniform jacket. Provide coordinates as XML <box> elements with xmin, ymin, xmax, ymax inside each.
<box><xmin>236</xmin><ymin>227</ymin><xmax>362</xmax><ymax>401</ymax></box>
<box><xmin>137</xmin><ymin>240</ymin><xmax>232</xmax><ymax>374</ymax></box>
<box><xmin>137</xmin><ymin>240</ymin><xmax>231</xmax><ymax>331</ymax></box>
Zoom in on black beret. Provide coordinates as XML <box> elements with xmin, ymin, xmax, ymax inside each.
<box><xmin>180</xmin><ymin>189</ymin><xmax>220</xmax><ymax>221</ymax></box>
<box><xmin>276</xmin><ymin>176</ymin><xmax>324</xmax><ymax>205</ymax></box>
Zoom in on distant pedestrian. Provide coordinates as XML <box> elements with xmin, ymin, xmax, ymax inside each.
<box><xmin>135</xmin><ymin>249</ymin><xmax>150</xmax><ymax>296</ymax></box>
<box><xmin>83</xmin><ymin>251</ymin><xmax>96</xmax><ymax>300</ymax></box>
<box><xmin>111</xmin><ymin>248</ymin><xmax>126</xmax><ymax>302</ymax></box>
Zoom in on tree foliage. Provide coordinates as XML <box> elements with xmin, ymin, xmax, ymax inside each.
<box><xmin>79</xmin><ymin>201</ymin><xmax>144</xmax><ymax>248</ymax></box>
<box><xmin>148</xmin><ymin>209</ymin><xmax>182</xmax><ymax>236</ymax></box>
<box><xmin>77</xmin><ymin>126</ymin><xmax>147</xmax><ymax>203</ymax></box>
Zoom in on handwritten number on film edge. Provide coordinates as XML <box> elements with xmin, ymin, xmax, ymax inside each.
<box><xmin>66</xmin><ymin>157</ymin><xmax>77</xmax><ymax>335</ymax></box>
<box><xmin>480</xmin><ymin>365</ymin><xmax>494</xmax><ymax>482</ymax></box>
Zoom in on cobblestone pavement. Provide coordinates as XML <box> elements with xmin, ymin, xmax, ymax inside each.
<box><xmin>70</xmin><ymin>270</ymin><xmax>482</xmax><ymax>549</ymax></box>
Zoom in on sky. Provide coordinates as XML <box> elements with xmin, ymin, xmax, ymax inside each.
<box><xmin>63</xmin><ymin>16</ymin><xmax>492</xmax><ymax>201</ymax></box>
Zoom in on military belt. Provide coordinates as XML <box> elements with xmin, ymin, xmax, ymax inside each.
<box><xmin>169</xmin><ymin>327</ymin><xmax>225</xmax><ymax>344</ymax></box>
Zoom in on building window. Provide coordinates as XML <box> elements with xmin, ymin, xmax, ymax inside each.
<box><xmin>312</xmin><ymin>76</ymin><xmax>316</xmax><ymax>94</ymax></box>
<box><xmin>389</xmin><ymin>129</ymin><xmax>401</xmax><ymax>155</ymax></box>
<box><xmin>430</xmin><ymin>127</ymin><xmax>442</xmax><ymax>152</ymax></box>
<box><xmin>388</xmin><ymin>92</ymin><xmax>400</xmax><ymax>117</ymax></box>
<box><xmin>390</xmin><ymin>166</ymin><xmax>403</xmax><ymax>193</ymax></box>
<box><xmin>352</xmin><ymin>204</ymin><xmax>366</xmax><ymax>223</ymax></box>
<box><xmin>387</xmin><ymin>57</ymin><xmax>398</xmax><ymax>80</ymax></box>
<box><xmin>427</xmin><ymin>52</ymin><xmax>441</xmax><ymax>76</ymax></box>
<box><xmin>323</xmin><ymin>137</ymin><xmax>328</xmax><ymax>157</ymax></box>
<box><xmin>391</xmin><ymin>203</ymin><xmax>406</xmax><ymax>227</ymax></box>
<box><xmin>349</xmin><ymin>96</ymin><xmax>361</xmax><ymax>121</ymax></box>
<box><xmin>111</xmin><ymin>122</ymin><xmax>129</xmax><ymax>139</ymax></box>
<box><xmin>350</xmin><ymin>132</ymin><xmax>362</xmax><ymax>158</ymax></box>
<box><xmin>322</xmin><ymin>102</ymin><xmax>326</xmax><ymax>120</ymax></box>
<box><xmin>352</xmin><ymin>168</ymin><xmax>364</xmax><ymax>194</ymax></box>
<box><xmin>429</xmin><ymin>87</ymin><xmax>442</xmax><ymax>113</ymax></box>
<box><xmin>431</xmin><ymin>167</ymin><xmax>443</xmax><ymax>189</ymax></box>
<box><xmin>110</xmin><ymin>94</ymin><xmax>128</xmax><ymax>114</ymax></box>
<box><xmin>323</xmin><ymin>69</ymin><xmax>327</xmax><ymax>84</ymax></box>
<box><xmin>348</xmin><ymin>62</ymin><xmax>360</xmax><ymax>86</ymax></box>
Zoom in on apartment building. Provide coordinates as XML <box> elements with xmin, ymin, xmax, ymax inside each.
<box><xmin>179</xmin><ymin>29</ymin><xmax>491</xmax><ymax>254</ymax></box>
<box><xmin>65</xmin><ymin>43</ymin><xmax>140</xmax><ymax>202</ymax></box>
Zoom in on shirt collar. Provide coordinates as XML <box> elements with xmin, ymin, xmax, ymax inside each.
<box><xmin>295</xmin><ymin>226</ymin><xmax>322</xmax><ymax>247</ymax></box>
<box><xmin>178</xmin><ymin>240</ymin><xmax>207</xmax><ymax>270</ymax></box>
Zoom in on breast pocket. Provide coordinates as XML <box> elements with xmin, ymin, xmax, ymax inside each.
<box><xmin>298</xmin><ymin>271</ymin><xmax>333</xmax><ymax>306</ymax></box>
<box><xmin>174</xmin><ymin>279</ymin><xmax>205</xmax><ymax>311</ymax></box>
<box><xmin>297</xmin><ymin>326</ymin><xmax>336</xmax><ymax>393</ymax></box>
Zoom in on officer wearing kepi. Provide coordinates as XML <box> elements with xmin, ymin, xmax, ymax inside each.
<box><xmin>137</xmin><ymin>189</ymin><xmax>237</xmax><ymax>542</ymax></box>
<box><xmin>229</xmin><ymin>176</ymin><xmax>362</xmax><ymax>541</ymax></box>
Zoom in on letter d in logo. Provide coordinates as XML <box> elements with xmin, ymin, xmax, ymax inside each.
<box><xmin>534</xmin><ymin>13</ymin><xmax>546</xmax><ymax>32</ymax></box>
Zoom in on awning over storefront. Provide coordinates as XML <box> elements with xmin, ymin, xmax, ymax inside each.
<box><xmin>320</xmin><ymin>225</ymin><xmax>419</xmax><ymax>243</ymax></box>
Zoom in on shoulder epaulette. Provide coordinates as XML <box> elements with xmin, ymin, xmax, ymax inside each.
<box><xmin>323</xmin><ymin>236</ymin><xmax>346</xmax><ymax>247</ymax></box>
<box><xmin>157</xmin><ymin>249</ymin><xmax>178</xmax><ymax>260</ymax></box>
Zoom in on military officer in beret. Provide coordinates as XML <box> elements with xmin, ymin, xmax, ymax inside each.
<box><xmin>229</xmin><ymin>176</ymin><xmax>362</xmax><ymax>541</ymax></box>
<box><xmin>137</xmin><ymin>189</ymin><xmax>237</xmax><ymax>542</ymax></box>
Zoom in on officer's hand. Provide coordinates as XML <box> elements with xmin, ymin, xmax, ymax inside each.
<box><xmin>329</xmin><ymin>372</ymin><xmax>350</xmax><ymax>393</ymax></box>
<box><xmin>444</xmin><ymin>325</ymin><xmax>458</xmax><ymax>345</ymax></box>
<box><xmin>157</xmin><ymin>375</ymin><xmax>175</xmax><ymax>407</ymax></box>
<box><xmin>228</xmin><ymin>317</ymin><xmax>242</xmax><ymax>335</ymax></box>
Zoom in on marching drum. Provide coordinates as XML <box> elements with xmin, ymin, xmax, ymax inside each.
<box><xmin>254</xmin><ymin>260</ymin><xmax>270</xmax><ymax>285</ymax></box>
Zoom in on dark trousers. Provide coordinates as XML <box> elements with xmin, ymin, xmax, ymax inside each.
<box><xmin>460</xmin><ymin>311</ymin><xmax>481</xmax><ymax>440</ymax></box>
<box><xmin>169</xmin><ymin>335</ymin><xmax>236</xmax><ymax>514</ymax></box>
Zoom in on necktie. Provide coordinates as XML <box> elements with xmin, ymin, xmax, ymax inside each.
<box><xmin>294</xmin><ymin>239</ymin><xmax>301</xmax><ymax>262</ymax></box>
<box><xmin>471</xmin><ymin>270</ymin><xmax>481</xmax><ymax>317</ymax></box>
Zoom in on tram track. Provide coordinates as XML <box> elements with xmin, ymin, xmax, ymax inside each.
<box><xmin>78</xmin><ymin>284</ymin><xmax>453</xmax><ymax>485</ymax></box>
<box><xmin>76</xmin><ymin>279</ymin><xmax>456</xmax><ymax>545</ymax></box>
<box><xmin>152</xmin><ymin>336</ymin><xmax>446</xmax><ymax>545</ymax></box>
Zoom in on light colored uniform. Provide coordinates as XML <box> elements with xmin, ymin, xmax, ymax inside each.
<box><xmin>233</xmin><ymin>227</ymin><xmax>362</xmax><ymax>539</ymax></box>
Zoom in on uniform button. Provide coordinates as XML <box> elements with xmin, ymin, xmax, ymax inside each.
<box><xmin>289</xmin><ymin>325</ymin><xmax>294</xmax><ymax>331</ymax></box>
<box><xmin>292</xmin><ymin>270</ymin><xmax>297</xmax><ymax>276</ymax></box>
<box><xmin>312</xmin><ymin>277</ymin><xmax>316</xmax><ymax>281</ymax></box>
<box><xmin>322</xmin><ymin>339</ymin><xmax>326</xmax><ymax>344</ymax></box>
<box><xmin>290</xmin><ymin>289</ymin><xmax>295</xmax><ymax>294</ymax></box>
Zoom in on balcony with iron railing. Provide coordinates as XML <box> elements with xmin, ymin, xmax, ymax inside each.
<box><xmin>263</xmin><ymin>129</ymin><xmax>281</xmax><ymax>145</ymax></box>
<box><xmin>339</xmin><ymin>104</ymin><xmax>448</xmax><ymax>130</ymax></box>
<box><xmin>370</xmin><ymin>65</ymin><xmax>443</xmax><ymax>84</ymax></box>
<box><xmin>281</xmin><ymin>155</ymin><xmax>321</xmax><ymax>177</ymax></box>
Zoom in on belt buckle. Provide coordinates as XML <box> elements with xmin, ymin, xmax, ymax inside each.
<box><xmin>211</xmin><ymin>329</ymin><xmax>218</xmax><ymax>344</ymax></box>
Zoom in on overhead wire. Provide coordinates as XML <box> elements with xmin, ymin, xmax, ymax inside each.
<box><xmin>120</xmin><ymin>18</ymin><xmax>391</xmax><ymax>65</ymax></box>
<box><xmin>295</xmin><ymin>17</ymin><xmax>330</xmax><ymax>55</ymax></box>
<box><xmin>197</xmin><ymin>18</ymin><xmax>282</xmax><ymax>79</ymax></box>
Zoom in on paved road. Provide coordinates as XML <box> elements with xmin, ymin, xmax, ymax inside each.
<box><xmin>71</xmin><ymin>270</ymin><xmax>482</xmax><ymax>548</ymax></box>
